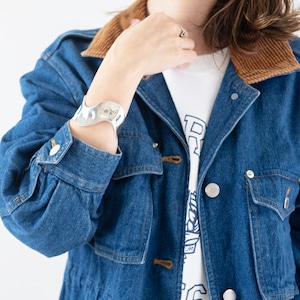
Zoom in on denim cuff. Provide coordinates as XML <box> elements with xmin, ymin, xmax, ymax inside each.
<box><xmin>35</xmin><ymin>122</ymin><xmax>121</xmax><ymax>192</ymax></box>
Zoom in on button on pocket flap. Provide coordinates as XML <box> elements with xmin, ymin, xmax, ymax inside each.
<box><xmin>113</xmin><ymin>132</ymin><xmax>163</xmax><ymax>179</ymax></box>
<box><xmin>246</xmin><ymin>170</ymin><xmax>300</xmax><ymax>220</ymax></box>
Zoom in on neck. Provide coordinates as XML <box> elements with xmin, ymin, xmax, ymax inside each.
<box><xmin>147</xmin><ymin>0</ymin><xmax>217</xmax><ymax>55</ymax></box>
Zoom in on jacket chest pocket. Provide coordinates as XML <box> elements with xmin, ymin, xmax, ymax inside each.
<box><xmin>90</xmin><ymin>133</ymin><xmax>163</xmax><ymax>264</ymax></box>
<box><xmin>246</xmin><ymin>169</ymin><xmax>300</xmax><ymax>299</ymax></box>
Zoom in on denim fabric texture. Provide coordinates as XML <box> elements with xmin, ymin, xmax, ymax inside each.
<box><xmin>1</xmin><ymin>29</ymin><xmax>300</xmax><ymax>299</ymax></box>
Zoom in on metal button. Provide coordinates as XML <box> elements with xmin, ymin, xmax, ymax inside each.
<box><xmin>153</xmin><ymin>142</ymin><xmax>159</xmax><ymax>149</ymax></box>
<box><xmin>231</xmin><ymin>93</ymin><xmax>239</xmax><ymax>100</ymax></box>
<box><xmin>284</xmin><ymin>187</ymin><xmax>291</xmax><ymax>210</ymax></box>
<box><xmin>205</xmin><ymin>183</ymin><xmax>220</xmax><ymax>198</ymax></box>
<box><xmin>223</xmin><ymin>289</ymin><xmax>236</xmax><ymax>300</ymax></box>
<box><xmin>246</xmin><ymin>170</ymin><xmax>255</xmax><ymax>179</ymax></box>
<box><xmin>49</xmin><ymin>144</ymin><xmax>61</xmax><ymax>156</ymax></box>
<box><xmin>284</xmin><ymin>197</ymin><xmax>290</xmax><ymax>210</ymax></box>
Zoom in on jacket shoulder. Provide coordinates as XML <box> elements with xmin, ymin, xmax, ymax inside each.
<box><xmin>41</xmin><ymin>29</ymin><xmax>99</xmax><ymax>60</ymax></box>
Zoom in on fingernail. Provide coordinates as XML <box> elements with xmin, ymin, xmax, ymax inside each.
<box><xmin>177</xmin><ymin>63</ymin><xmax>190</xmax><ymax>69</ymax></box>
<box><xmin>131</xmin><ymin>18</ymin><xmax>140</xmax><ymax>25</ymax></box>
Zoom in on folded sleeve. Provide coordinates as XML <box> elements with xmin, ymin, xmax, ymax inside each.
<box><xmin>0</xmin><ymin>33</ymin><xmax>121</xmax><ymax>257</ymax></box>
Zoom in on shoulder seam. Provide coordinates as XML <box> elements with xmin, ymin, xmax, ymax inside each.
<box><xmin>41</xmin><ymin>29</ymin><xmax>99</xmax><ymax>61</ymax></box>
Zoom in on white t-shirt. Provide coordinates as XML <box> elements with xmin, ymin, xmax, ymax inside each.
<box><xmin>163</xmin><ymin>48</ymin><xmax>229</xmax><ymax>300</ymax></box>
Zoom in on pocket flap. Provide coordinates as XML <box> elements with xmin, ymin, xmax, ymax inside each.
<box><xmin>113</xmin><ymin>131</ymin><xmax>163</xmax><ymax>179</ymax></box>
<box><xmin>246</xmin><ymin>169</ymin><xmax>300</xmax><ymax>220</ymax></box>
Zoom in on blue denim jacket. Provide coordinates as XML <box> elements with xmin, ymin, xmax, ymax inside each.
<box><xmin>1</xmin><ymin>24</ymin><xmax>300</xmax><ymax>300</ymax></box>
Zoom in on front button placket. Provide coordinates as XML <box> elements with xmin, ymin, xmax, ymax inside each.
<box><xmin>205</xmin><ymin>183</ymin><xmax>220</xmax><ymax>198</ymax></box>
<box><xmin>223</xmin><ymin>289</ymin><xmax>236</xmax><ymax>300</ymax></box>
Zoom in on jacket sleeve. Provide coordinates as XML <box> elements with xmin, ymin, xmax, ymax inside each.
<box><xmin>0</xmin><ymin>37</ymin><xmax>121</xmax><ymax>257</ymax></box>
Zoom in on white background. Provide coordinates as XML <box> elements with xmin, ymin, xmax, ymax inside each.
<box><xmin>0</xmin><ymin>1</ymin><xmax>299</xmax><ymax>299</ymax></box>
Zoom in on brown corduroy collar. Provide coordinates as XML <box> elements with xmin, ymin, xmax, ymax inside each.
<box><xmin>81</xmin><ymin>0</ymin><xmax>300</xmax><ymax>84</ymax></box>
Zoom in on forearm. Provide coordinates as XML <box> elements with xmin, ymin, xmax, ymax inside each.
<box><xmin>70</xmin><ymin>54</ymin><xmax>144</xmax><ymax>153</ymax></box>
<box><xmin>70</xmin><ymin>13</ymin><xmax>196</xmax><ymax>153</ymax></box>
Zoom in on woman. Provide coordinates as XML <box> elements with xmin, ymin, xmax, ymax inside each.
<box><xmin>1</xmin><ymin>0</ymin><xmax>300</xmax><ymax>299</ymax></box>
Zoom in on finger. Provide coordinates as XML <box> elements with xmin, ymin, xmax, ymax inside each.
<box><xmin>176</xmin><ymin>49</ymin><xmax>197</xmax><ymax>67</ymax></box>
<box><xmin>176</xmin><ymin>63</ymin><xmax>191</xmax><ymax>69</ymax></box>
<box><xmin>179</xmin><ymin>37</ymin><xmax>195</xmax><ymax>50</ymax></box>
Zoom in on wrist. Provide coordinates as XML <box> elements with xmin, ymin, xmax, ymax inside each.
<box><xmin>85</xmin><ymin>58</ymin><xmax>143</xmax><ymax>114</ymax></box>
<box><xmin>73</xmin><ymin>98</ymin><xmax>125</xmax><ymax>134</ymax></box>
<box><xmin>70</xmin><ymin>119</ymin><xmax>118</xmax><ymax>154</ymax></box>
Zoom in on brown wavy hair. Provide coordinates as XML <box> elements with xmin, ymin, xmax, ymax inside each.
<box><xmin>204</xmin><ymin>0</ymin><xmax>300</xmax><ymax>52</ymax></box>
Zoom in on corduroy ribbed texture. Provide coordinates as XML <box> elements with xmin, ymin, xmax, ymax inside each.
<box><xmin>81</xmin><ymin>0</ymin><xmax>148</xmax><ymax>58</ymax></box>
<box><xmin>230</xmin><ymin>37</ymin><xmax>300</xmax><ymax>84</ymax></box>
<box><xmin>82</xmin><ymin>0</ymin><xmax>300</xmax><ymax>84</ymax></box>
